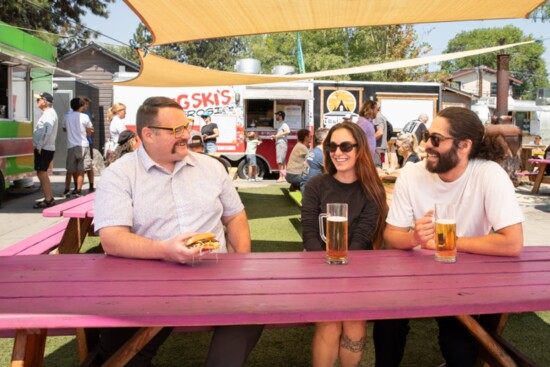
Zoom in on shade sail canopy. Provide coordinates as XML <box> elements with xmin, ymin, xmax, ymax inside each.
<box><xmin>124</xmin><ymin>0</ymin><xmax>545</xmax><ymax>45</ymax></box>
<box><xmin>113</xmin><ymin>41</ymin><xmax>534</xmax><ymax>87</ymax></box>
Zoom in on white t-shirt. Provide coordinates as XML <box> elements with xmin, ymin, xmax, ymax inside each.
<box><xmin>387</xmin><ymin>159</ymin><xmax>524</xmax><ymax>238</ymax></box>
<box><xmin>110</xmin><ymin>116</ymin><xmax>127</xmax><ymax>144</ymax></box>
<box><xmin>276</xmin><ymin>122</ymin><xmax>290</xmax><ymax>144</ymax></box>
<box><xmin>63</xmin><ymin>110</ymin><xmax>92</xmax><ymax>148</ymax></box>
<box><xmin>33</xmin><ymin>108</ymin><xmax>58</xmax><ymax>151</ymax></box>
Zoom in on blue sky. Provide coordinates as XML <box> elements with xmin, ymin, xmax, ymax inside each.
<box><xmin>83</xmin><ymin>1</ymin><xmax>550</xmax><ymax>75</ymax></box>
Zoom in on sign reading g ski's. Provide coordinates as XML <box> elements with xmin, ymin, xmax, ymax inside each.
<box><xmin>175</xmin><ymin>88</ymin><xmax>233</xmax><ymax>117</ymax></box>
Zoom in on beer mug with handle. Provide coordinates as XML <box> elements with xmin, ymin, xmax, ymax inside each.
<box><xmin>434</xmin><ymin>203</ymin><xmax>457</xmax><ymax>263</ymax></box>
<box><xmin>318</xmin><ymin>203</ymin><xmax>349</xmax><ymax>264</ymax></box>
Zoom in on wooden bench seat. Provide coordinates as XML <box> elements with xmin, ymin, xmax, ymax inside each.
<box><xmin>0</xmin><ymin>220</ymin><xmax>69</xmax><ymax>256</ymax></box>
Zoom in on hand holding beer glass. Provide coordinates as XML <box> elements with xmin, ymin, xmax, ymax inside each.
<box><xmin>319</xmin><ymin>203</ymin><xmax>348</xmax><ymax>264</ymax></box>
<box><xmin>434</xmin><ymin>203</ymin><xmax>457</xmax><ymax>263</ymax></box>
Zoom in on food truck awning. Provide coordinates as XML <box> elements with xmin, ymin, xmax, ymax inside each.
<box><xmin>243</xmin><ymin>83</ymin><xmax>313</xmax><ymax>100</ymax></box>
<box><xmin>124</xmin><ymin>0</ymin><xmax>545</xmax><ymax>45</ymax></box>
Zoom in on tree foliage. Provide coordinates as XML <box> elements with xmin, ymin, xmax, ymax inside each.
<box><xmin>529</xmin><ymin>0</ymin><xmax>550</xmax><ymax>21</ymax></box>
<box><xmin>0</xmin><ymin>0</ymin><xmax>114</xmax><ymax>56</ymax></box>
<box><xmin>440</xmin><ymin>25</ymin><xmax>548</xmax><ymax>99</ymax></box>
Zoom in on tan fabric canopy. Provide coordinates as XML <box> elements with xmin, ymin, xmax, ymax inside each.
<box><xmin>114</xmin><ymin>41</ymin><xmax>534</xmax><ymax>87</ymax></box>
<box><xmin>124</xmin><ymin>0</ymin><xmax>545</xmax><ymax>45</ymax></box>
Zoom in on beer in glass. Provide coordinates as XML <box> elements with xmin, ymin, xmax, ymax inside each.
<box><xmin>319</xmin><ymin>203</ymin><xmax>348</xmax><ymax>264</ymax></box>
<box><xmin>434</xmin><ymin>203</ymin><xmax>457</xmax><ymax>263</ymax></box>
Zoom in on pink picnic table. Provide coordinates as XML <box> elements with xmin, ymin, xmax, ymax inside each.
<box><xmin>527</xmin><ymin>159</ymin><xmax>550</xmax><ymax>195</ymax></box>
<box><xmin>2</xmin><ymin>247</ymin><xmax>550</xmax><ymax>366</ymax></box>
<box><xmin>42</xmin><ymin>193</ymin><xmax>95</xmax><ymax>254</ymax></box>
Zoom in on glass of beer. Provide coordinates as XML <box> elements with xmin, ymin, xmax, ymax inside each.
<box><xmin>319</xmin><ymin>203</ymin><xmax>348</xmax><ymax>265</ymax></box>
<box><xmin>434</xmin><ymin>203</ymin><xmax>457</xmax><ymax>263</ymax></box>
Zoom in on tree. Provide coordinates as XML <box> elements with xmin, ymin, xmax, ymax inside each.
<box><xmin>529</xmin><ymin>0</ymin><xmax>550</xmax><ymax>21</ymax></box>
<box><xmin>440</xmin><ymin>26</ymin><xmax>548</xmax><ymax>99</ymax></box>
<box><xmin>0</xmin><ymin>0</ymin><xmax>114</xmax><ymax>55</ymax></box>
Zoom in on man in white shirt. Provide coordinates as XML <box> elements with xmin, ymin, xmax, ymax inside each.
<box><xmin>271</xmin><ymin>111</ymin><xmax>290</xmax><ymax>182</ymax></box>
<box><xmin>63</xmin><ymin>97</ymin><xmax>93</xmax><ymax>197</ymax></box>
<box><xmin>374</xmin><ymin>107</ymin><xmax>524</xmax><ymax>367</ymax></box>
<box><xmin>32</xmin><ymin>92</ymin><xmax>58</xmax><ymax>208</ymax></box>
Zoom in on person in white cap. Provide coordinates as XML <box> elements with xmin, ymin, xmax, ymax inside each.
<box><xmin>32</xmin><ymin>92</ymin><xmax>58</xmax><ymax>209</ymax></box>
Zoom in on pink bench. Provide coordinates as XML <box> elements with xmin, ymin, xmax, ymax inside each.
<box><xmin>0</xmin><ymin>219</ymin><xmax>69</xmax><ymax>256</ymax></box>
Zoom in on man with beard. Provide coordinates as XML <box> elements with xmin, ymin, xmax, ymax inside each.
<box><xmin>94</xmin><ymin>97</ymin><xmax>263</xmax><ymax>366</ymax></box>
<box><xmin>373</xmin><ymin>107</ymin><xmax>524</xmax><ymax>367</ymax></box>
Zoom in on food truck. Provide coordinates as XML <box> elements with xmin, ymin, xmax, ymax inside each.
<box><xmin>113</xmin><ymin>73</ymin><xmax>442</xmax><ymax>178</ymax></box>
<box><xmin>0</xmin><ymin>22</ymin><xmax>57</xmax><ymax>204</ymax></box>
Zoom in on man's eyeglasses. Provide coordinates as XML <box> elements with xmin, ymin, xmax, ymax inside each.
<box><xmin>326</xmin><ymin>141</ymin><xmax>358</xmax><ymax>153</ymax></box>
<box><xmin>422</xmin><ymin>131</ymin><xmax>455</xmax><ymax>148</ymax></box>
<box><xmin>148</xmin><ymin>122</ymin><xmax>193</xmax><ymax>139</ymax></box>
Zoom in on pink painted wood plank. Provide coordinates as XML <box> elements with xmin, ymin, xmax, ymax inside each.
<box><xmin>42</xmin><ymin>194</ymin><xmax>95</xmax><ymax>217</ymax></box>
<box><xmin>63</xmin><ymin>201</ymin><xmax>95</xmax><ymax>219</ymax></box>
<box><xmin>0</xmin><ymin>220</ymin><xmax>69</xmax><ymax>256</ymax></box>
<box><xmin>2</xmin><ymin>271</ymin><xmax>549</xmax><ymax>299</ymax></box>
<box><xmin>0</xmin><ymin>285</ymin><xmax>549</xmax><ymax>330</ymax></box>
<box><xmin>0</xmin><ymin>252</ymin><xmax>548</xmax><ymax>284</ymax></box>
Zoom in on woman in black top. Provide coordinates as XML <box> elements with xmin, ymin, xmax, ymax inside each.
<box><xmin>395</xmin><ymin>132</ymin><xmax>421</xmax><ymax>167</ymax></box>
<box><xmin>302</xmin><ymin>122</ymin><xmax>388</xmax><ymax>367</ymax></box>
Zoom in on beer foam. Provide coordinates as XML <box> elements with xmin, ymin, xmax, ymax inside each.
<box><xmin>436</xmin><ymin>219</ymin><xmax>456</xmax><ymax>225</ymax></box>
<box><xmin>328</xmin><ymin>216</ymin><xmax>347</xmax><ymax>222</ymax></box>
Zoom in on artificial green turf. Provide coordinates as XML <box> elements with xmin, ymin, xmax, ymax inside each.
<box><xmin>1</xmin><ymin>184</ymin><xmax>549</xmax><ymax>366</ymax></box>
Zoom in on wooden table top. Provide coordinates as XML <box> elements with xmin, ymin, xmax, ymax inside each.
<box><xmin>0</xmin><ymin>248</ymin><xmax>549</xmax><ymax>330</ymax></box>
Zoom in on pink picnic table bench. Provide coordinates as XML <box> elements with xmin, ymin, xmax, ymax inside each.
<box><xmin>526</xmin><ymin>159</ymin><xmax>550</xmax><ymax>195</ymax></box>
<box><xmin>0</xmin><ymin>194</ymin><xmax>96</xmax><ymax>258</ymax></box>
<box><xmin>42</xmin><ymin>193</ymin><xmax>96</xmax><ymax>254</ymax></box>
<box><xmin>2</xmin><ymin>247</ymin><xmax>549</xmax><ymax>366</ymax></box>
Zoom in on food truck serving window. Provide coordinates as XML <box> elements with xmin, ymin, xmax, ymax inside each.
<box><xmin>245</xmin><ymin>99</ymin><xmax>304</xmax><ymax>129</ymax></box>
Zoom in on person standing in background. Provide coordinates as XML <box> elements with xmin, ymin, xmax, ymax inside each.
<box><xmin>373</xmin><ymin>104</ymin><xmax>388</xmax><ymax>167</ymax></box>
<box><xmin>64</xmin><ymin>96</ymin><xmax>95</xmax><ymax>196</ymax></box>
<box><xmin>107</xmin><ymin>102</ymin><xmax>127</xmax><ymax>157</ymax></box>
<box><xmin>271</xmin><ymin>111</ymin><xmax>290</xmax><ymax>182</ymax></box>
<box><xmin>32</xmin><ymin>92</ymin><xmax>58</xmax><ymax>209</ymax></box>
<box><xmin>64</xmin><ymin>97</ymin><xmax>94</xmax><ymax>197</ymax></box>
<box><xmin>356</xmin><ymin>101</ymin><xmax>377</xmax><ymax>159</ymax></box>
<box><xmin>201</xmin><ymin>112</ymin><xmax>219</xmax><ymax>154</ymax></box>
<box><xmin>246</xmin><ymin>131</ymin><xmax>262</xmax><ymax>181</ymax></box>
<box><xmin>300</xmin><ymin>128</ymin><xmax>329</xmax><ymax>194</ymax></box>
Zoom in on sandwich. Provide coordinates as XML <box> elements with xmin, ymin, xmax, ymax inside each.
<box><xmin>185</xmin><ymin>232</ymin><xmax>220</xmax><ymax>251</ymax></box>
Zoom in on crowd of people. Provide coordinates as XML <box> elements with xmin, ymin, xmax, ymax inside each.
<box><xmin>31</xmin><ymin>93</ymin><xmax>527</xmax><ymax>366</ymax></box>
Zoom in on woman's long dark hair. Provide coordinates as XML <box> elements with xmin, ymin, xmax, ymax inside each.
<box><xmin>324</xmin><ymin>122</ymin><xmax>388</xmax><ymax>249</ymax></box>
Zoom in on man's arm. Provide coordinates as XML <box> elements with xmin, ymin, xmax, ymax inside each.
<box><xmin>454</xmin><ymin>223</ymin><xmax>523</xmax><ymax>257</ymax></box>
<box><xmin>383</xmin><ymin>211</ymin><xmax>435</xmax><ymax>250</ymax></box>
<box><xmin>222</xmin><ymin>210</ymin><xmax>251</xmax><ymax>253</ymax></box>
<box><xmin>100</xmin><ymin>226</ymin><xmax>203</xmax><ymax>263</ymax></box>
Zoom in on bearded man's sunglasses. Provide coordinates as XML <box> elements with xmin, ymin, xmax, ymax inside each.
<box><xmin>422</xmin><ymin>131</ymin><xmax>455</xmax><ymax>147</ymax></box>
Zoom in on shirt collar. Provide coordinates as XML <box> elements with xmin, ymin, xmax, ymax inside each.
<box><xmin>137</xmin><ymin>146</ymin><xmax>197</xmax><ymax>174</ymax></box>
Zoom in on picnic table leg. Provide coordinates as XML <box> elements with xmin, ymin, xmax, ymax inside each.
<box><xmin>531</xmin><ymin>164</ymin><xmax>546</xmax><ymax>194</ymax></box>
<box><xmin>456</xmin><ymin>315</ymin><xmax>517</xmax><ymax>367</ymax></box>
<box><xmin>57</xmin><ymin>217</ymin><xmax>93</xmax><ymax>254</ymax></box>
<box><xmin>11</xmin><ymin>329</ymin><xmax>47</xmax><ymax>367</ymax></box>
<box><xmin>102</xmin><ymin>327</ymin><xmax>163</xmax><ymax>367</ymax></box>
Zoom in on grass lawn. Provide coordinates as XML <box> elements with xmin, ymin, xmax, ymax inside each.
<box><xmin>1</xmin><ymin>184</ymin><xmax>549</xmax><ymax>366</ymax></box>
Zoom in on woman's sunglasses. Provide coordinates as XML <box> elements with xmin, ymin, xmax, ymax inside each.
<box><xmin>422</xmin><ymin>131</ymin><xmax>455</xmax><ymax>148</ymax></box>
<box><xmin>326</xmin><ymin>141</ymin><xmax>358</xmax><ymax>153</ymax></box>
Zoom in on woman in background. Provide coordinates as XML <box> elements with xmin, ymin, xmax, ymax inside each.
<box><xmin>107</xmin><ymin>102</ymin><xmax>127</xmax><ymax>151</ymax></box>
<box><xmin>395</xmin><ymin>132</ymin><xmax>421</xmax><ymax>168</ymax></box>
<box><xmin>301</xmin><ymin>122</ymin><xmax>388</xmax><ymax>367</ymax></box>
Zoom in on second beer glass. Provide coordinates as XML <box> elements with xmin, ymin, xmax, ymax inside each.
<box><xmin>434</xmin><ymin>203</ymin><xmax>457</xmax><ymax>263</ymax></box>
<box><xmin>319</xmin><ymin>203</ymin><xmax>348</xmax><ymax>264</ymax></box>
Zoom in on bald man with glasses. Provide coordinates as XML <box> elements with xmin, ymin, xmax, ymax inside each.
<box><xmin>94</xmin><ymin>96</ymin><xmax>263</xmax><ymax>367</ymax></box>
